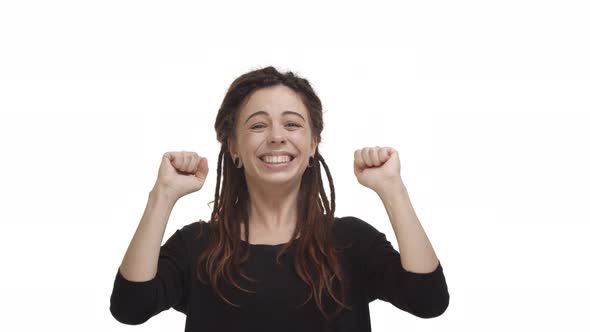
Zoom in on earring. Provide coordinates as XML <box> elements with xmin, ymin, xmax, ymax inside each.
<box><xmin>233</xmin><ymin>155</ymin><xmax>242</xmax><ymax>168</ymax></box>
<box><xmin>307</xmin><ymin>155</ymin><xmax>314</xmax><ymax>168</ymax></box>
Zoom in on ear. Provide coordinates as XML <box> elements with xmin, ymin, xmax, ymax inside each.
<box><xmin>311</xmin><ymin>136</ymin><xmax>318</xmax><ymax>156</ymax></box>
<box><xmin>228</xmin><ymin>137</ymin><xmax>237</xmax><ymax>157</ymax></box>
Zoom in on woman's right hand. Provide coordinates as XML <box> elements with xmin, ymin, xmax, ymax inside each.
<box><xmin>153</xmin><ymin>151</ymin><xmax>209</xmax><ymax>201</ymax></box>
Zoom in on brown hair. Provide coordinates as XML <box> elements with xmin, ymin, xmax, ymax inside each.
<box><xmin>194</xmin><ymin>66</ymin><xmax>352</xmax><ymax>321</ymax></box>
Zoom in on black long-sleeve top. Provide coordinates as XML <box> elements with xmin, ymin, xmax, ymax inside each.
<box><xmin>110</xmin><ymin>216</ymin><xmax>449</xmax><ymax>331</ymax></box>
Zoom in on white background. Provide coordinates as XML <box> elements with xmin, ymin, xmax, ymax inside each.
<box><xmin>1</xmin><ymin>0</ymin><xmax>589</xmax><ymax>331</ymax></box>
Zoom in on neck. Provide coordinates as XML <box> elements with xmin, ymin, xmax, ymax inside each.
<box><xmin>244</xmin><ymin>177</ymin><xmax>301</xmax><ymax>232</ymax></box>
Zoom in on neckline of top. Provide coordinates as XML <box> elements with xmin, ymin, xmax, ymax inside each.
<box><xmin>239</xmin><ymin>238</ymin><xmax>299</xmax><ymax>248</ymax></box>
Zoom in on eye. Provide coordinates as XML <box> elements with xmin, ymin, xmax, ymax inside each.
<box><xmin>251</xmin><ymin>124</ymin><xmax>265</xmax><ymax>129</ymax></box>
<box><xmin>250</xmin><ymin>123</ymin><xmax>302</xmax><ymax>129</ymax></box>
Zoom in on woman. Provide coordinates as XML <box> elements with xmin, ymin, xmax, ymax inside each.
<box><xmin>110</xmin><ymin>66</ymin><xmax>449</xmax><ymax>331</ymax></box>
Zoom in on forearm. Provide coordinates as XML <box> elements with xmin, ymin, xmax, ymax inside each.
<box><xmin>376</xmin><ymin>179</ymin><xmax>439</xmax><ymax>273</ymax></box>
<box><xmin>119</xmin><ymin>187</ymin><xmax>177</xmax><ymax>281</ymax></box>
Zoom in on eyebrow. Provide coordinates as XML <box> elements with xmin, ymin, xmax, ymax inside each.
<box><xmin>244</xmin><ymin>110</ymin><xmax>305</xmax><ymax>124</ymax></box>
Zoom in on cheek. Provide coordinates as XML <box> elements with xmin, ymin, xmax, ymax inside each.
<box><xmin>292</xmin><ymin>134</ymin><xmax>312</xmax><ymax>148</ymax></box>
<box><xmin>243</xmin><ymin>133</ymin><xmax>264</xmax><ymax>144</ymax></box>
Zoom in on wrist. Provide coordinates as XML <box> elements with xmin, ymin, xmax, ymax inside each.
<box><xmin>150</xmin><ymin>183</ymin><xmax>178</xmax><ymax>203</ymax></box>
<box><xmin>375</xmin><ymin>177</ymin><xmax>406</xmax><ymax>196</ymax></box>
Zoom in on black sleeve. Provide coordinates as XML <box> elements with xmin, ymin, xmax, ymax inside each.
<box><xmin>365</xmin><ymin>230</ymin><xmax>450</xmax><ymax>318</ymax></box>
<box><xmin>109</xmin><ymin>228</ymin><xmax>189</xmax><ymax>325</ymax></box>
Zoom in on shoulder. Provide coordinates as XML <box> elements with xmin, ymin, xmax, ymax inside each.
<box><xmin>333</xmin><ymin>215</ymin><xmax>383</xmax><ymax>248</ymax></box>
<box><xmin>175</xmin><ymin>219</ymin><xmax>211</xmax><ymax>252</ymax></box>
<box><xmin>179</xmin><ymin>219</ymin><xmax>210</xmax><ymax>235</ymax></box>
<box><xmin>334</xmin><ymin>215</ymin><xmax>382</xmax><ymax>238</ymax></box>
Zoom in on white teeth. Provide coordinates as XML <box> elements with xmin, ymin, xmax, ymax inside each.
<box><xmin>262</xmin><ymin>155</ymin><xmax>291</xmax><ymax>163</ymax></box>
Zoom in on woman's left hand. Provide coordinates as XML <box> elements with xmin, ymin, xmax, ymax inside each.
<box><xmin>354</xmin><ymin>146</ymin><xmax>402</xmax><ymax>193</ymax></box>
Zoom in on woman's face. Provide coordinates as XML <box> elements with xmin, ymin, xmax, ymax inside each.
<box><xmin>229</xmin><ymin>84</ymin><xmax>318</xmax><ymax>186</ymax></box>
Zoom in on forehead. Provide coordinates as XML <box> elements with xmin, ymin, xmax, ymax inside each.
<box><xmin>239</xmin><ymin>85</ymin><xmax>307</xmax><ymax>120</ymax></box>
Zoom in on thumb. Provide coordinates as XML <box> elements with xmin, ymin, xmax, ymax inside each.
<box><xmin>163</xmin><ymin>152</ymin><xmax>174</xmax><ymax>164</ymax></box>
<box><xmin>195</xmin><ymin>157</ymin><xmax>209</xmax><ymax>179</ymax></box>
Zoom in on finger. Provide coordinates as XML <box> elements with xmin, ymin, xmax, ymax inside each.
<box><xmin>181</xmin><ymin>152</ymin><xmax>193</xmax><ymax>172</ymax></box>
<box><xmin>182</xmin><ymin>151</ymin><xmax>194</xmax><ymax>171</ymax></box>
<box><xmin>354</xmin><ymin>149</ymin><xmax>364</xmax><ymax>169</ymax></box>
<box><xmin>368</xmin><ymin>147</ymin><xmax>380</xmax><ymax>166</ymax></box>
<box><xmin>196</xmin><ymin>157</ymin><xmax>208</xmax><ymax>178</ymax></box>
<box><xmin>177</xmin><ymin>151</ymin><xmax>188</xmax><ymax>172</ymax></box>
<box><xmin>187</xmin><ymin>154</ymin><xmax>198</xmax><ymax>173</ymax></box>
<box><xmin>165</xmin><ymin>151</ymin><xmax>176</xmax><ymax>163</ymax></box>
<box><xmin>169</xmin><ymin>152</ymin><xmax>181</xmax><ymax>168</ymax></box>
<box><xmin>183</xmin><ymin>153</ymin><xmax>193</xmax><ymax>172</ymax></box>
<box><xmin>378</xmin><ymin>147</ymin><xmax>389</xmax><ymax>163</ymax></box>
<box><xmin>388</xmin><ymin>147</ymin><xmax>397</xmax><ymax>158</ymax></box>
<box><xmin>362</xmin><ymin>147</ymin><xmax>373</xmax><ymax>167</ymax></box>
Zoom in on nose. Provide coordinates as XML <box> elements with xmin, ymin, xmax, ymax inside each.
<box><xmin>269</xmin><ymin>134</ymin><xmax>286</xmax><ymax>144</ymax></box>
<box><xmin>267</xmin><ymin>125</ymin><xmax>287</xmax><ymax>144</ymax></box>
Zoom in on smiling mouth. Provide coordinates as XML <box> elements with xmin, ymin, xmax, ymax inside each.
<box><xmin>258</xmin><ymin>155</ymin><xmax>295</xmax><ymax>164</ymax></box>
